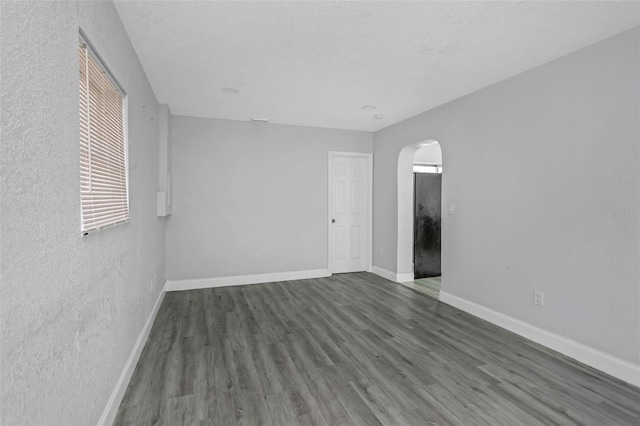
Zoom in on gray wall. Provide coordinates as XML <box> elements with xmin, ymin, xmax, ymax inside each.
<box><xmin>373</xmin><ymin>27</ymin><xmax>639</xmax><ymax>364</ymax></box>
<box><xmin>166</xmin><ymin>117</ymin><xmax>372</xmax><ymax>281</ymax></box>
<box><xmin>0</xmin><ymin>1</ymin><xmax>165</xmax><ymax>424</ymax></box>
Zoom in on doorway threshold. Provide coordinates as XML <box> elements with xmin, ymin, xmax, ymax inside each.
<box><xmin>399</xmin><ymin>276</ymin><xmax>441</xmax><ymax>299</ymax></box>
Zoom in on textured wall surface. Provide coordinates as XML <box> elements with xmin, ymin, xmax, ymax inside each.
<box><xmin>166</xmin><ymin>117</ymin><xmax>372</xmax><ymax>281</ymax></box>
<box><xmin>0</xmin><ymin>1</ymin><xmax>165</xmax><ymax>424</ymax></box>
<box><xmin>372</xmin><ymin>28</ymin><xmax>640</xmax><ymax>364</ymax></box>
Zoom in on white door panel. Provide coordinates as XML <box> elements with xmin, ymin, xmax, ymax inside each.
<box><xmin>330</xmin><ymin>154</ymin><xmax>368</xmax><ymax>273</ymax></box>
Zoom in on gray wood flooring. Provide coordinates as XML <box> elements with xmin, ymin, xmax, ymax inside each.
<box><xmin>115</xmin><ymin>272</ymin><xmax>640</xmax><ymax>425</ymax></box>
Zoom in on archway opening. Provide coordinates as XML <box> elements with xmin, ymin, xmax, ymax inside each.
<box><xmin>397</xmin><ymin>140</ymin><xmax>443</xmax><ymax>297</ymax></box>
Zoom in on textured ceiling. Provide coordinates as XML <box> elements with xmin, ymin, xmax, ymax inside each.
<box><xmin>113</xmin><ymin>1</ymin><xmax>639</xmax><ymax>132</ymax></box>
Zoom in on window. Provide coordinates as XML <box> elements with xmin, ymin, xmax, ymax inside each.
<box><xmin>413</xmin><ymin>163</ymin><xmax>442</xmax><ymax>174</ymax></box>
<box><xmin>79</xmin><ymin>39</ymin><xmax>128</xmax><ymax>234</ymax></box>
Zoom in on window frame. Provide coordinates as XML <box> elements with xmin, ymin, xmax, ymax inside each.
<box><xmin>79</xmin><ymin>33</ymin><xmax>130</xmax><ymax>236</ymax></box>
<box><xmin>413</xmin><ymin>163</ymin><xmax>442</xmax><ymax>174</ymax></box>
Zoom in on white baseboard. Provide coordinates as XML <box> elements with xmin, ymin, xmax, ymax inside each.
<box><xmin>396</xmin><ymin>272</ymin><xmax>414</xmax><ymax>283</ymax></box>
<box><xmin>166</xmin><ymin>269</ymin><xmax>331</xmax><ymax>292</ymax></box>
<box><xmin>439</xmin><ymin>291</ymin><xmax>640</xmax><ymax>387</ymax></box>
<box><xmin>371</xmin><ymin>265</ymin><xmax>397</xmax><ymax>282</ymax></box>
<box><xmin>372</xmin><ymin>266</ymin><xmax>415</xmax><ymax>284</ymax></box>
<box><xmin>98</xmin><ymin>283</ymin><xmax>166</xmax><ymax>426</ymax></box>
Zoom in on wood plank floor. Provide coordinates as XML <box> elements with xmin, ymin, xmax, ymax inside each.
<box><xmin>115</xmin><ymin>272</ymin><xmax>640</xmax><ymax>425</ymax></box>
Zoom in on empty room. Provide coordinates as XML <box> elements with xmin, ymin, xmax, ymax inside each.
<box><xmin>1</xmin><ymin>1</ymin><xmax>639</xmax><ymax>425</ymax></box>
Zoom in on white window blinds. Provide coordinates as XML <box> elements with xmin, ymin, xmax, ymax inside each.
<box><xmin>79</xmin><ymin>42</ymin><xmax>128</xmax><ymax>234</ymax></box>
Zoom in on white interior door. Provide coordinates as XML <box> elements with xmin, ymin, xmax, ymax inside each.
<box><xmin>329</xmin><ymin>153</ymin><xmax>370</xmax><ymax>273</ymax></box>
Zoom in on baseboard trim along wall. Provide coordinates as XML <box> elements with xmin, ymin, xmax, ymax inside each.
<box><xmin>371</xmin><ymin>265</ymin><xmax>396</xmax><ymax>282</ymax></box>
<box><xmin>166</xmin><ymin>269</ymin><xmax>332</xmax><ymax>292</ymax></box>
<box><xmin>372</xmin><ymin>265</ymin><xmax>414</xmax><ymax>284</ymax></box>
<box><xmin>439</xmin><ymin>291</ymin><xmax>640</xmax><ymax>387</ymax></box>
<box><xmin>98</xmin><ymin>283</ymin><xmax>167</xmax><ymax>426</ymax></box>
<box><xmin>396</xmin><ymin>272</ymin><xmax>414</xmax><ymax>283</ymax></box>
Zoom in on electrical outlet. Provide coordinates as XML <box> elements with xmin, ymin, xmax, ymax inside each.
<box><xmin>253</xmin><ymin>253</ymin><xmax>260</xmax><ymax>263</ymax></box>
<box><xmin>380</xmin><ymin>248</ymin><xmax>384</xmax><ymax>256</ymax></box>
<box><xmin>533</xmin><ymin>291</ymin><xmax>544</xmax><ymax>306</ymax></box>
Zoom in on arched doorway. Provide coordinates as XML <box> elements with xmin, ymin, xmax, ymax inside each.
<box><xmin>397</xmin><ymin>140</ymin><xmax>443</xmax><ymax>296</ymax></box>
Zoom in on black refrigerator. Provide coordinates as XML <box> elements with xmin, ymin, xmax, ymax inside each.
<box><xmin>414</xmin><ymin>173</ymin><xmax>442</xmax><ymax>278</ymax></box>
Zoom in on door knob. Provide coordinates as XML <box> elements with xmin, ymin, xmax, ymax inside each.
<box><xmin>331</xmin><ymin>218</ymin><xmax>336</xmax><ymax>223</ymax></box>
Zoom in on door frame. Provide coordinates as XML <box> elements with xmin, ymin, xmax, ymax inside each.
<box><xmin>327</xmin><ymin>151</ymin><xmax>373</xmax><ymax>274</ymax></box>
<box><xmin>397</xmin><ymin>140</ymin><xmax>440</xmax><ymax>281</ymax></box>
